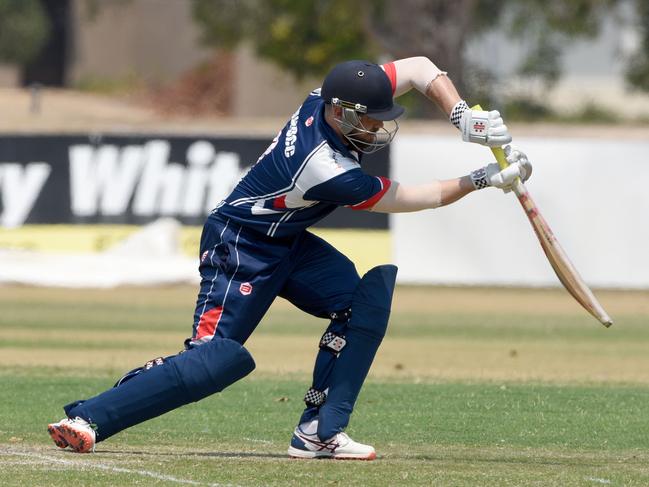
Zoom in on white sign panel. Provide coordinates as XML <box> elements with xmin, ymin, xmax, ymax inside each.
<box><xmin>391</xmin><ymin>135</ymin><xmax>649</xmax><ymax>288</ymax></box>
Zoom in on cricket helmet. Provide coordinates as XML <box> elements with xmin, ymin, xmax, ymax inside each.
<box><xmin>321</xmin><ymin>60</ymin><xmax>404</xmax><ymax>121</ymax></box>
<box><xmin>321</xmin><ymin>60</ymin><xmax>404</xmax><ymax>153</ymax></box>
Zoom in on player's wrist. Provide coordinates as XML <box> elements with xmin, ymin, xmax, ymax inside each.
<box><xmin>449</xmin><ymin>100</ymin><xmax>469</xmax><ymax>129</ymax></box>
<box><xmin>469</xmin><ymin>167</ymin><xmax>489</xmax><ymax>190</ymax></box>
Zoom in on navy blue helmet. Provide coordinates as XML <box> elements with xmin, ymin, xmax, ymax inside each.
<box><xmin>321</xmin><ymin>60</ymin><xmax>404</xmax><ymax>121</ymax></box>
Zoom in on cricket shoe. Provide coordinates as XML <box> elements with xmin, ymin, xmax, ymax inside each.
<box><xmin>287</xmin><ymin>421</ymin><xmax>376</xmax><ymax>460</ymax></box>
<box><xmin>47</xmin><ymin>417</ymin><xmax>96</xmax><ymax>453</ymax></box>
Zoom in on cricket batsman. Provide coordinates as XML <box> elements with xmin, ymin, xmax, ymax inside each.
<box><xmin>48</xmin><ymin>56</ymin><xmax>531</xmax><ymax>460</ymax></box>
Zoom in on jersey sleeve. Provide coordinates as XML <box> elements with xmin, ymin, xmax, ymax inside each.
<box><xmin>381</xmin><ymin>62</ymin><xmax>397</xmax><ymax>95</ymax></box>
<box><xmin>303</xmin><ymin>169</ymin><xmax>392</xmax><ymax>210</ymax></box>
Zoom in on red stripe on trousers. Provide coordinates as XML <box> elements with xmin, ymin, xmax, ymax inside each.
<box><xmin>195</xmin><ymin>306</ymin><xmax>223</xmax><ymax>340</ymax></box>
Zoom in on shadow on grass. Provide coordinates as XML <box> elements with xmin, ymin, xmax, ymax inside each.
<box><xmin>92</xmin><ymin>448</ymin><xmax>644</xmax><ymax>467</ymax></box>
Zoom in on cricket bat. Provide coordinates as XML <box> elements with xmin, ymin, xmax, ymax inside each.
<box><xmin>473</xmin><ymin>105</ymin><xmax>613</xmax><ymax>327</ymax></box>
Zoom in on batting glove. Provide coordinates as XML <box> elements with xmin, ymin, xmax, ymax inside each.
<box><xmin>470</xmin><ymin>146</ymin><xmax>532</xmax><ymax>192</ymax></box>
<box><xmin>452</xmin><ymin>101</ymin><xmax>512</xmax><ymax>147</ymax></box>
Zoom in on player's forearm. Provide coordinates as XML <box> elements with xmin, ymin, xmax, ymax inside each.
<box><xmin>371</xmin><ymin>178</ymin><xmax>475</xmax><ymax>213</ymax></box>
<box><xmin>438</xmin><ymin>175</ymin><xmax>475</xmax><ymax>206</ymax></box>
<box><xmin>389</xmin><ymin>57</ymin><xmax>511</xmax><ymax>145</ymax></box>
<box><xmin>425</xmin><ymin>75</ymin><xmax>463</xmax><ymax>117</ymax></box>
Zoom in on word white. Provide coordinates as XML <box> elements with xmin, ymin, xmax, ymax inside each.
<box><xmin>70</xmin><ymin>140</ymin><xmax>243</xmax><ymax>218</ymax></box>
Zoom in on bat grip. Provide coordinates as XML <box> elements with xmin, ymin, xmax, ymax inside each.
<box><xmin>472</xmin><ymin>104</ymin><xmax>512</xmax><ymax>171</ymax></box>
<box><xmin>490</xmin><ymin>146</ymin><xmax>509</xmax><ymax>171</ymax></box>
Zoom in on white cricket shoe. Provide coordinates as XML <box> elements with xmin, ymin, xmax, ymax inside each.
<box><xmin>47</xmin><ymin>417</ymin><xmax>96</xmax><ymax>453</ymax></box>
<box><xmin>287</xmin><ymin>420</ymin><xmax>376</xmax><ymax>460</ymax></box>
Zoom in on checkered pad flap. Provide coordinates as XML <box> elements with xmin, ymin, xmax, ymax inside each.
<box><xmin>319</xmin><ymin>332</ymin><xmax>347</xmax><ymax>355</ymax></box>
<box><xmin>304</xmin><ymin>387</ymin><xmax>327</xmax><ymax>407</ymax></box>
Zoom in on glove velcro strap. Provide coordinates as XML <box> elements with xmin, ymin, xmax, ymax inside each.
<box><xmin>470</xmin><ymin>167</ymin><xmax>489</xmax><ymax>190</ymax></box>
<box><xmin>450</xmin><ymin>100</ymin><xmax>469</xmax><ymax>129</ymax></box>
<box><xmin>319</xmin><ymin>331</ymin><xmax>347</xmax><ymax>356</ymax></box>
<box><xmin>304</xmin><ymin>387</ymin><xmax>327</xmax><ymax>407</ymax></box>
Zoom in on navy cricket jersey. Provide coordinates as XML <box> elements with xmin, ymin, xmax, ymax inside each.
<box><xmin>215</xmin><ymin>89</ymin><xmax>391</xmax><ymax>238</ymax></box>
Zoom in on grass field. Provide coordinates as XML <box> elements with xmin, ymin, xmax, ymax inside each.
<box><xmin>1</xmin><ymin>284</ymin><xmax>648</xmax><ymax>486</ymax></box>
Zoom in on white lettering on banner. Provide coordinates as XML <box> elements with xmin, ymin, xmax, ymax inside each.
<box><xmin>0</xmin><ymin>162</ymin><xmax>51</xmax><ymax>228</ymax></box>
<box><xmin>69</xmin><ymin>140</ymin><xmax>243</xmax><ymax>218</ymax></box>
<box><xmin>69</xmin><ymin>144</ymin><xmax>145</xmax><ymax>216</ymax></box>
<box><xmin>182</xmin><ymin>141</ymin><xmax>214</xmax><ymax>216</ymax></box>
<box><xmin>131</xmin><ymin>141</ymin><xmax>173</xmax><ymax>216</ymax></box>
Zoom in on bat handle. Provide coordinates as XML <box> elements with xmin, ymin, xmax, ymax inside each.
<box><xmin>490</xmin><ymin>146</ymin><xmax>509</xmax><ymax>171</ymax></box>
<box><xmin>471</xmin><ymin>104</ymin><xmax>510</xmax><ymax>171</ymax></box>
<box><xmin>471</xmin><ymin>105</ymin><xmax>509</xmax><ymax>170</ymax></box>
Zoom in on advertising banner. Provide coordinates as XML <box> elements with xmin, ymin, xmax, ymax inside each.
<box><xmin>0</xmin><ymin>134</ymin><xmax>389</xmax><ymax>229</ymax></box>
<box><xmin>392</xmin><ymin>135</ymin><xmax>649</xmax><ymax>289</ymax></box>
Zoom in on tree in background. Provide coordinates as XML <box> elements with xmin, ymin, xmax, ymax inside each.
<box><xmin>0</xmin><ymin>0</ymin><xmax>50</xmax><ymax>66</ymax></box>
<box><xmin>493</xmin><ymin>0</ymin><xmax>621</xmax><ymax>121</ymax></box>
<box><xmin>503</xmin><ymin>0</ymin><xmax>620</xmax><ymax>88</ymax></box>
<box><xmin>192</xmin><ymin>0</ymin><xmax>371</xmax><ymax>80</ymax></box>
<box><xmin>364</xmin><ymin>0</ymin><xmax>504</xmax><ymax>96</ymax></box>
<box><xmin>626</xmin><ymin>0</ymin><xmax>649</xmax><ymax>92</ymax></box>
<box><xmin>192</xmin><ymin>0</ymin><xmax>647</xmax><ymax>119</ymax></box>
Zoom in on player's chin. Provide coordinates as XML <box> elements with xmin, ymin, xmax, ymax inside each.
<box><xmin>353</xmin><ymin>141</ymin><xmax>371</xmax><ymax>151</ymax></box>
<box><xmin>351</xmin><ymin>135</ymin><xmax>377</xmax><ymax>151</ymax></box>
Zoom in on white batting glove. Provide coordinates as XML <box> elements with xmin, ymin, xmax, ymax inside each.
<box><xmin>503</xmin><ymin>145</ymin><xmax>532</xmax><ymax>180</ymax></box>
<box><xmin>461</xmin><ymin>109</ymin><xmax>511</xmax><ymax>147</ymax></box>
<box><xmin>450</xmin><ymin>99</ymin><xmax>512</xmax><ymax>147</ymax></box>
<box><xmin>470</xmin><ymin>146</ymin><xmax>532</xmax><ymax>192</ymax></box>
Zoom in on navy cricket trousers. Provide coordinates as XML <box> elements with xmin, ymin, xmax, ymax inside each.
<box><xmin>188</xmin><ymin>213</ymin><xmax>361</xmax><ymax>348</ymax></box>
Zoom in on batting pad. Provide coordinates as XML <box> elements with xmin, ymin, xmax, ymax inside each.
<box><xmin>301</xmin><ymin>264</ymin><xmax>398</xmax><ymax>440</ymax></box>
<box><xmin>64</xmin><ymin>338</ymin><xmax>255</xmax><ymax>441</ymax></box>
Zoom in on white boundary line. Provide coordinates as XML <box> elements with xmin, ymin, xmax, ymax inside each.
<box><xmin>585</xmin><ymin>478</ymin><xmax>612</xmax><ymax>485</ymax></box>
<box><xmin>2</xmin><ymin>450</ymin><xmax>241</xmax><ymax>487</ymax></box>
<box><xmin>242</xmin><ymin>437</ymin><xmax>273</xmax><ymax>445</ymax></box>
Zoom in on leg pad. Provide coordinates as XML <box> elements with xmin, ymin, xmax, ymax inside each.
<box><xmin>299</xmin><ymin>265</ymin><xmax>398</xmax><ymax>439</ymax></box>
<box><xmin>65</xmin><ymin>338</ymin><xmax>255</xmax><ymax>441</ymax></box>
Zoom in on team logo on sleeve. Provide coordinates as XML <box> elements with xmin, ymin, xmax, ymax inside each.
<box><xmin>201</xmin><ymin>250</ymin><xmax>209</xmax><ymax>263</ymax></box>
<box><xmin>239</xmin><ymin>282</ymin><xmax>253</xmax><ymax>295</ymax></box>
<box><xmin>305</xmin><ymin>116</ymin><xmax>314</xmax><ymax>127</ymax></box>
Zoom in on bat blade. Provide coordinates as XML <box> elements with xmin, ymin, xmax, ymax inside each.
<box><xmin>511</xmin><ymin>179</ymin><xmax>613</xmax><ymax>327</ymax></box>
<box><xmin>471</xmin><ymin>104</ymin><xmax>612</xmax><ymax>326</ymax></box>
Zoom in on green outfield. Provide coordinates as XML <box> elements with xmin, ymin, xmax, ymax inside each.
<box><xmin>1</xmin><ymin>285</ymin><xmax>648</xmax><ymax>486</ymax></box>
